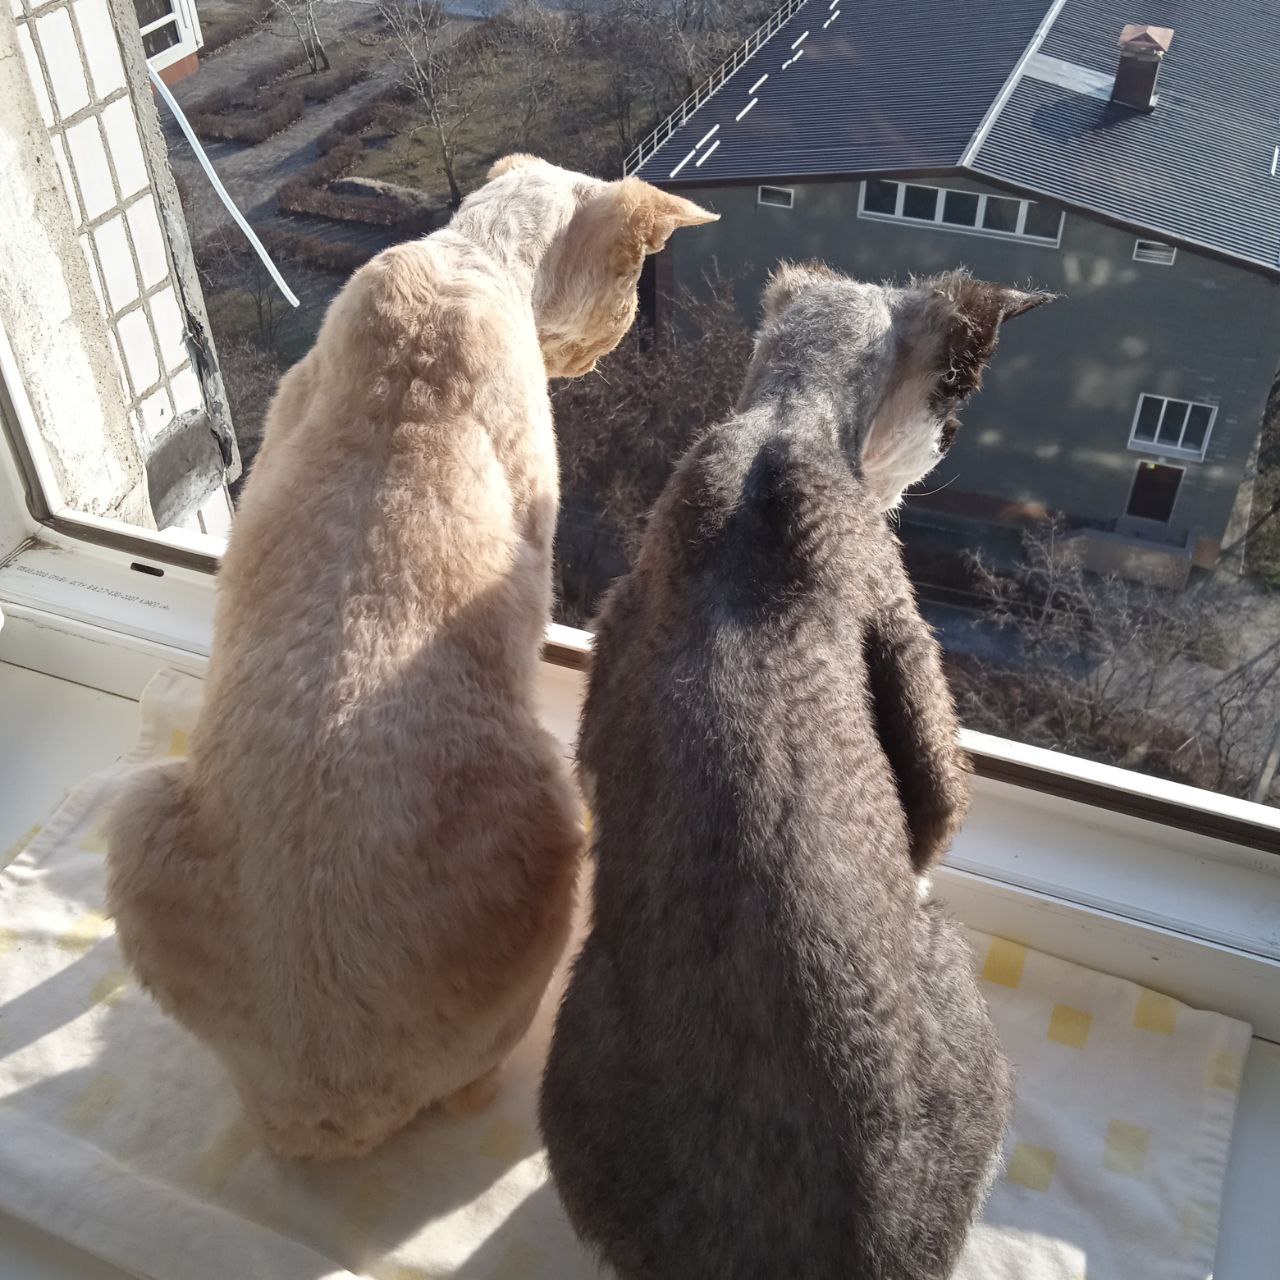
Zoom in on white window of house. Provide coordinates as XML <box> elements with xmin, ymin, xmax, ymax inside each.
<box><xmin>133</xmin><ymin>0</ymin><xmax>201</xmax><ymax>75</ymax></box>
<box><xmin>1128</xmin><ymin>393</ymin><xmax>1216</xmax><ymax>461</ymax></box>
<box><xmin>1134</xmin><ymin>239</ymin><xmax>1177</xmax><ymax>265</ymax></box>
<box><xmin>752</xmin><ymin>185</ymin><xmax>793</xmax><ymax>207</ymax></box>
<box><xmin>858</xmin><ymin>179</ymin><xmax>1064</xmax><ymax>246</ymax></box>
<box><xmin>757</xmin><ymin>185</ymin><xmax>794</xmax><ymax>209</ymax></box>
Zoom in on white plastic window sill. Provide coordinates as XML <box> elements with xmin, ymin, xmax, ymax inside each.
<box><xmin>1</xmin><ymin>659</ymin><xmax>1278</xmax><ymax>1280</ymax></box>
<box><xmin>2</xmin><ymin>534</ymin><xmax>1279</xmax><ymax>1031</ymax></box>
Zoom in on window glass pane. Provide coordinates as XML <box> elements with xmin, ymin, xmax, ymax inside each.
<box><xmin>758</xmin><ymin>186</ymin><xmax>792</xmax><ymax>208</ymax></box>
<box><xmin>1182</xmin><ymin>404</ymin><xmax>1213</xmax><ymax>452</ymax></box>
<box><xmin>1022</xmin><ymin>200</ymin><xmax>1062</xmax><ymax>240</ymax></box>
<box><xmin>1132</xmin><ymin>395</ymin><xmax>1162</xmax><ymax>441</ymax></box>
<box><xmin>902</xmin><ymin>184</ymin><xmax>939</xmax><ymax>220</ymax></box>
<box><xmin>982</xmin><ymin>196</ymin><xmax>1021</xmax><ymax>233</ymax></box>
<box><xmin>141</xmin><ymin>20</ymin><xmax>180</xmax><ymax>57</ymax></box>
<box><xmin>133</xmin><ymin>0</ymin><xmax>176</xmax><ymax>26</ymax></box>
<box><xmin>1157</xmin><ymin>399</ymin><xmax>1189</xmax><ymax>445</ymax></box>
<box><xmin>941</xmin><ymin>190</ymin><xmax>979</xmax><ymax>227</ymax></box>
<box><xmin>863</xmin><ymin>180</ymin><xmax>897</xmax><ymax>215</ymax></box>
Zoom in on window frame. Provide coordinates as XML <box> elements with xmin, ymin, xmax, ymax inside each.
<box><xmin>857</xmin><ymin>178</ymin><xmax>1064</xmax><ymax>247</ymax></box>
<box><xmin>757</xmin><ymin>185</ymin><xmax>794</xmax><ymax>209</ymax></box>
<box><xmin>1127</xmin><ymin>392</ymin><xmax>1217</xmax><ymax>462</ymax></box>
<box><xmin>5</xmin><ymin>0</ymin><xmax>233</xmax><ymax>547</ymax></box>
<box><xmin>3</xmin><ymin>497</ymin><xmax>1280</xmax><ymax>1043</ymax></box>
<box><xmin>136</xmin><ymin>0</ymin><xmax>202</xmax><ymax>76</ymax></box>
<box><xmin>1133</xmin><ymin>238</ymin><xmax>1177</xmax><ymax>265</ymax></box>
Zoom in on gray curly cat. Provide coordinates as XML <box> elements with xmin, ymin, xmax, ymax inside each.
<box><xmin>540</xmin><ymin>265</ymin><xmax>1050</xmax><ymax>1279</ymax></box>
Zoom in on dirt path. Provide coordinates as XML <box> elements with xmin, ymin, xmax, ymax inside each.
<box><xmin>164</xmin><ymin>65</ymin><xmax>401</xmax><ymax>229</ymax></box>
<box><xmin>178</xmin><ymin>7</ymin><xmax>380</xmax><ymax>109</ymax></box>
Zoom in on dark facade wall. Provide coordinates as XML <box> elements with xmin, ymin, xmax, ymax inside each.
<box><xmin>665</xmin><ymin>175</ymin><xmax>1280</xmax><ymax>547</ymax></box>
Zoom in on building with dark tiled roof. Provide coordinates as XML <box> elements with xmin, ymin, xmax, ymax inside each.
<box><xmin>632</xmin><ymin>0</ymin><xmax>1280</xmax><ymax>580</ymax></box>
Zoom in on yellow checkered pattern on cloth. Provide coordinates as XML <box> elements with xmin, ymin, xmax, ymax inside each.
<box><xmin>0</xmin><ymin>670</ymin><xmax>1254</xmax><ymax>1280</ymax></box>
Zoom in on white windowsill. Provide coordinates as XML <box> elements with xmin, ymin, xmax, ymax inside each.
<box><xmin>1</xmin><ymin>658</ymin><xmax>1277</xmax><ymax>1280</ymax></box>
<box><xmin>1127</xmin><ymin>439</ymin><xmax>1210</xmax><ymax>464</ymax></box>
<box><xmin>2</xmin><ymin>531</ymin><xmax>1279</xmax><ymax>1035</ymax></box>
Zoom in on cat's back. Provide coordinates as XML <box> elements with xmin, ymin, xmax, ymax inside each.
<box><xmin>583</xmin><ymin>409</ymin><xmax>909</xmax><ymax>887</ymax></box>
<box><xmin>579</xmin><ymin>408</ymin><xmax>923</xmax><ymax>1083</ymax></box>
<box><xmin>550</xmin><ymin>432</ymin><xmax>995</xmax><ymax>1278</ymax></box>
<box><xmin>191</xmin><ymin>235</ymin><xmax>555</xmax><ymax>869</ymax></box>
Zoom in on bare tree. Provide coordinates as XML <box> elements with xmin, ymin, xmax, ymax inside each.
<box><xmin>375</xmin><ymin>0</ymin><xmax>491</xmax><ymax>207</ymax></box>
<box><xmin>219</xmin><ymin>336</ymin><xmax>286</xmax><ymax>493</ymax></box>
<box><xmin>499</xmin><ymin>0</ymin><xmax>565</xmax><ymax>148</ymax></box>
<box><xmin>957</xmin><ymin>523</ymin><xmax>1280</xmax><ymax>801</ymax></box>
<box><xmin>269</xmin><ymin>0</ymin><xmax>334</xmax><ymax>72</ymax></box>
<box><xmin>550</xmin><ymin>280</ymin><xmax>753</xmax><ymax>622</ymax></box>
<box><xmin>1228</xmin><ymin>361</ymin><xmax>1280</xmax><ymax>580</ymax></box>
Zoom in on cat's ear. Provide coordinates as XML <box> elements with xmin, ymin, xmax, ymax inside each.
<box><xmin>487</xmin><ymin>153</ymin><xmax>542</xmax><ymax>180</ymax></box>
<box><xmin>923</xmin><ymin>270</ymin><xmax>1053</xmax><ymax>404</ymax></box>
<box><xmin>537</xmin><ymin>180</ymin><xmax>715</xmax><ymax>378</ymax></box>
<box><xmin>605</xmin><ymin>178</ymin><xmax>718</xmax><ymax>273</ymax></box>
<box><xmin>761</xmin><ymin>260</ymin><xmax>841</xmax><ymax>321</ymax></box>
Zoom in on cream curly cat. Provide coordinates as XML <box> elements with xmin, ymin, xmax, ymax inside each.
<box><xmin>106</xmin><ymin>156</ymin><xmax>714</xmax><ymax>1160</ymax></box>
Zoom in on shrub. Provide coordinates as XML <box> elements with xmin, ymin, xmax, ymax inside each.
<box><xmin>551</xmin><ymin>281</ymin><xmax>753</xmax><ymax>622</ymax></box>
<box><xmin>200</xmin><ymin>3</ymin><xmax>269</xmax><ymax>55</ymax></box>
<box><xmin>315</xmin><ymin>86</ymin><xmax>411</xmax><ymax>155</ymax></box>
<box><xmin>955</xmin><ymin>522</ymin><xmax>1279</xmax><ymax>799</ymax></box>
<box><xmin>276</xmin><ymin>139</ymin><xmax>364</xmax><ymax>216</ymax></box>
<box><xmin>259</xmin><ymin>227</ymin><xmax>372</xmax><ymax>275</ymax></box>
<box><xmin>276</xmin><ymin>131</ymin><xmax>440</xmax><ymax>231</ymax></box>
<box><xmin>188</xmin><ymin>62</ymin><xmax>369</xmax><ymax>145</ymax></box>
<box><xmin>191</xmin><ymin>89</ymin><xmax>305</xmax><ymax>144</ymax></box>
<box><xmin>278</xmin><ymin>182</ymin><xmax>428</xmax><ymax>229</ymax></box>
<box><xmin>187</xmin><ymin>50</ymin><xmax>305</xmax><ymax>115</ymax></box>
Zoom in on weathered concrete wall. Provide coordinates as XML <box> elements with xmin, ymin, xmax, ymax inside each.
<box><xmin>665</xmin><ymin>174</ymin><xmax>1280</xmax><ymax>551</ymax></box>
<box><xmin>0</xmin><ymin>7</ymin><xmax>150</xmax><ymax>525</ymax></box>
<box><xmin>4</xmin><ymin>0</ymin><xmax>236</xmax><ymax>533</ymax></box>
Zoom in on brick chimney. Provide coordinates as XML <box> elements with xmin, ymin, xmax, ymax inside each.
<box><xmin>1112</xmin><ymin>23</ymin><xmax>1174</xmax><ymax>111</ymax></box>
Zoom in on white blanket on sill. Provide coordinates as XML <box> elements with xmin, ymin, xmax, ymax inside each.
<box><xmin>0</xmin><ymin>669</ymin><xmax>1252</xmax><ymax>1280</ymax></box>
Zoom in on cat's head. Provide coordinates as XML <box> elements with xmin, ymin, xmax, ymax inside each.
<box><xmin>481</xmin><ymin>155</ymin><xmax>717</xmax><ymax>378</ymax></box>
<box><xmin>755</xmin><ymin>263</ymin><xmax>1052</xmax><ymax>510</ymax></box>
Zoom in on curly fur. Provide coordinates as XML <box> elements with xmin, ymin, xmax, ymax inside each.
<box><xmin>541</xmin><ymin>267</ymin><xmax>1048</xmax><ymax>1277</ymax></box>
<box><xmin>104</xmin><ymin>157</ymin><xmax>715</xmax><ymax>1160</ymax></box>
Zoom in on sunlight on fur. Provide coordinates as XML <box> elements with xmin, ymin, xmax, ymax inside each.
<box><xmin>104</xmin><ymin>157</ymin><xmax>715</xmax><ymax>1161</ymax></box>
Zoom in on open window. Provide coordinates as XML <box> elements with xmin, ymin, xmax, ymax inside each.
<box><xmin>1</xmin><ymin>0</ymin><xmax>1278</xmax><ymax>847</ymax></box>
<box><xmin>5</xmin><ymin>0</ymin><xmax>233</xmax><ymax>548</ymax></box>
<box><xmin>133</xmin><ymin>0</ymin><xmax>201</xmax><ymax>76</ymax></box>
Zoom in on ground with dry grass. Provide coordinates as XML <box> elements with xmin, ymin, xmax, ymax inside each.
<box><xmin>352</xmin><ymin>23</ymin><xmax>623</xmax><ymax>205</ymax></box>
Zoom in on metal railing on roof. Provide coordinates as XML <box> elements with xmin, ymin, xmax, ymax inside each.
<box><xmin>623</xmin><ymin>0</ymin><xmax>809</xmax><ymax>177</ymax></box>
